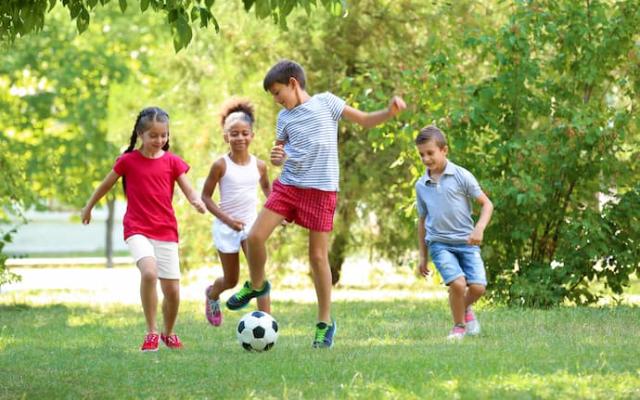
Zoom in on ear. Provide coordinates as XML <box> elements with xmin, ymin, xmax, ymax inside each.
<box><xmin>288</xmin><ymin>77</ymin><xmax>299</xmax><ymax>89</ymax></box>
<box><xmin>223</xmin><ymin>133</ymin><xmax>230</xmax><ymax>143</ymax></box>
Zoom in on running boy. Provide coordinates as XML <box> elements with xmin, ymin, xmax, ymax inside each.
<box><xmin>226</xmin><ymin>59</ymin><xmax>406</xmax><ymax>348</ymax></box>
<box><xmin>414</xmin><ymin>125</ymin><xmax>493</xmax><ymax>340</ymax></box>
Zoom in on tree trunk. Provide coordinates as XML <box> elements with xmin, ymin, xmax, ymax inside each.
<box><xmin>105</xmin><ymin>195</ymin><xmax>115</xmax><ymax>269</ymax></box>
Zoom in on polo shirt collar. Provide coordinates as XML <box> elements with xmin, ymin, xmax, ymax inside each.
<box><xmin>423</xmin><ymin>160</ymin><xmax>455</xmax><ymax>183</ymax></box>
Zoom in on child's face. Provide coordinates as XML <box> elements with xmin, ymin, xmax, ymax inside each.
<box><xmin>138</xmin><ymin>121</ymin><xmax>169</xmax><ymax>152</ymax></box>
<box><xmin>416</xmin><ymin>140</ymin><xmax>448</xmax><ymax>171</ymax></box>
<box><xmin>268</xmin><ymin>80</ymin><xmax>299</xmax><ymax>110</ymax></box>
<box><xmin>224</xmin><ymin>120</ymin><xmax>254</xmax><ymax>151</ymax></box>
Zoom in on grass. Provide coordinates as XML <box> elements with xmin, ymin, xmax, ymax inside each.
<box><xmin>1</xmin><ymin>295</ymin><xmax>639</xmax><ymax>399</ymax></box>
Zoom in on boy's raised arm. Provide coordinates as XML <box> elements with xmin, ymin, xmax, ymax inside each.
<box><xmin>342</xmin><ymin>96</ymin><xmax>406</xmax><ymax>128</ymax></box>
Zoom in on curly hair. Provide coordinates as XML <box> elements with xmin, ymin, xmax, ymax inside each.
<box><xmin>219</xmin><ymin>97</ymin><xmax>255</xmax><ymax>129</ymax></box>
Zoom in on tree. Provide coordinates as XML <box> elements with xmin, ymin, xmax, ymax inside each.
<box><xmin>401</xmin><ymin>0</ymin><xmax>640</xmax><ymax>306</ymax></box>
<box><xmin>0</xmin><ymin>0</ymin><xmax>344</xmax><ymax>51</ymax></box>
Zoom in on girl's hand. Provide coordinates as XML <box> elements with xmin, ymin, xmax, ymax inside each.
<box><xmin>191</xmin><ymin>198</ymin><xmax>206</xmax><ymax>214</ymax></box>
<box><xmin>227</xmin><ymin>219</ymin><xmax>245</xmax><ymax>232</ymax></box>
<box><xmin>81</xmin><ymin>206</ymin><xmax>92</xmax><ymax>225</ymax></box>
<box><xmin>388</xmin><ymin>96</ymin><xmax>407</xmax><ymax>117</ymax></box>
<box><xmin>270</xmin><ymin>144</ymin><xmax>286</xmax><ymax>166</ymax></box>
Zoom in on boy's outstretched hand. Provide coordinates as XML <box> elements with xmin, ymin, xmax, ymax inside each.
<box><xmin>388</xmin><ymin>96</ymin><xmax>406</xmax><ymax>117</ymax></box>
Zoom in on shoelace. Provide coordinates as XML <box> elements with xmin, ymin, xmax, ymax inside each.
<box><xmin>315</xmin><ymin>325</ymin><xmax>329</xmax><ymax>343</ymax></box>
<box><xmin>235</xmin><ymin>284</ymin><xmax>253</xmax><ymax>300</ymax></box>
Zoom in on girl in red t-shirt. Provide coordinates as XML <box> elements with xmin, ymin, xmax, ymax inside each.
<box><xmin>81</xmin><ymin>107</ymin><xmax>205</xmax><ymax>352</ymax></box>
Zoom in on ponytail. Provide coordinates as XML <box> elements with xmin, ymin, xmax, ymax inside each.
<box><xmin>121</xmin><ymin>107</ymin><xmax>170</xmax><ymax>193</ymax></box>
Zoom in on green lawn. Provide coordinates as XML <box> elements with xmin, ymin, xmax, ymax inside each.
<box><xmin>1</xmin><ymin>297</ymin><xmax>639</xmax><ymax>399</ymax></box>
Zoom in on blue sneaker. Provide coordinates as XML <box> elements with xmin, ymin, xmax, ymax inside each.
<box><xmin>312</xmin><ymin>319</ymin><xmax>337</xmax><ymax>349</ymax></box>
<box><xmin>226</xmin><ymin>280</ymin><xmax>271</xmax><ymax>310</ymax></box>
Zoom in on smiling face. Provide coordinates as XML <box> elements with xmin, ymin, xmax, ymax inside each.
<box><xmin>138</xmin><ymin>121</ymin><xmax>169</xmax><ymax>155</ymax></box>
<box><xmin>224</xmin><ymin>120</ymin><xmax>254</xmax><ymax>152</ymax></box>
<box><xmin>268</xmin><ymin>79</ymin><xmax>301</xmax><ymax>110</ymax></box>
<box><xmin>416</xmin><ymin>139</ymin><xmax>448</xmax><ymax>172</ymax></box>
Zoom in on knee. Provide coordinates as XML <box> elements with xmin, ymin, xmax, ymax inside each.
<box><xmin>247</xmin><ymin>231</ymin><xmax>263</xmax><ymax>247</ymax></box>
<box><xmin>308</xmin><ymin>251</ymin><xmax>328</xmax><ymax>270</ymax></box>
<box><xmin>449</xmin><ymin>277</ymin><xmax>467</xmax><ymax>294</ymax></box>
<box><xmin>470</xmin><ymin>284</ymin><xmax>486</xmax><ymax>296</ymax></box>
<box><xmin>140</xmin><ymin>269</ymin><xmax>158</xmax><ymax>283</ymax></box>
<box><xmin>162</xmin><ymin>283</ymin><xmax>180</xmax><ymax>300</ymax></box>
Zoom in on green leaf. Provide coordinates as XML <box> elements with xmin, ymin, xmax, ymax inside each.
<box><xmin>140</xmin><ymin>0</ymin><xmax>150</xmax><ymax>12</ymax></box>
<box><xmin>242</xmin><ymin>0</ymin><xmax>255</xmax><ymax>12</ymax></box>
<box><xmin>76</xmin><ymin>8</ymin><xmax>90</xmax><ymax>34</ymax></box>
<box><xmin>119</xmin><ymin>0</ymin><xmax>127</xmax><ymax>13</ymax></box>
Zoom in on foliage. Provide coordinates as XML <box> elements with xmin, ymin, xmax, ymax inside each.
<box><xmin>0</xmin><ymin>230</ymin><xmax>21</xmax><ymax>289</ymax></box>
<box><xmin>398</xmin><ymin>1</ymin><xmax>640</xmax><ymax>306</ymax></box>
<box><xmin>0</xmin><ymin>0</ymin><xmax>344</xmax><ymax>51</ymax></box>
<box><xmin>1</xmin><ymin>298</ymin><xmax>639</xmax><ymax>398</ymax></box>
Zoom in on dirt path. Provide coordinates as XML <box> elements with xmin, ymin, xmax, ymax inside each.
<box><xmin>1</xmin><ymin>265</ymin><xmax>447</xmax><ymax>305</ymax></box>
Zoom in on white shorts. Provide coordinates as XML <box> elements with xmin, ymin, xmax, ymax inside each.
<box><xmin>126</xmin><ymin>234</ymin><xmax>181</xmax><ymax>280</ymax></box>
<box><xmin>212</xmin><ymin>218</ymin><xmax>254</xmax><ymax>253</ymax></box>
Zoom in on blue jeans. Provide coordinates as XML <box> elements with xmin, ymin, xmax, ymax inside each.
<box><xmin>428</xmin><ymin>242</ymin><xmax>487</xmax><ymax>286</ymax></box>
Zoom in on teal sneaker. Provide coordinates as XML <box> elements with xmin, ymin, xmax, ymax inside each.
<box><xmin>312</xmin><ymin>319</ymin><xmax>337</xmax><ymax>349</ymax></box>
<box><xmin>226</xmin><ymin>280</ymin><xmax>271</xmax><ymax>310</ymax></box>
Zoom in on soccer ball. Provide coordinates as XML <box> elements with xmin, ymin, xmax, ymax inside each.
<box><xmin>236</xmin><ymin>311</ymin><xmax>279</xmax><ymax>352</ymax></box>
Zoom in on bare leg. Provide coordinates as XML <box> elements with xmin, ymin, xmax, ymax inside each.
<box><xmin>308</xmin><ymin>230</ymin><xmax>332</xmax><ymax>323</ymax></box>
<box><xmin>448</xmin><ymin>277</ymin><xmax>467</xmax><ymax>325</ymax></box>
<box><xmin>160</xmin><ymin>278</ymin><xmax>180</xmax><ymax>335</ymax></box>
<box><xmin>246</xmin><ymin>208</ymin><xmax>284</xmax><ymax>289</ymax></box>
<box><xmin>240</xmin><ymin>240</ymin><xmax>271</xmax><ymax>314</ymax></box>
<box><xmin>465</xmin><ymin>284</ymin><xmax>486</xmax><ymax>309</ymax></box>
<box><xmin>137</xmin><ymin>257</ymin><xmax>158</xmax><ymax>333</ymax></box>
<box><xmin>208</xmin><ymin>251</ymin><xmax>240</xmax><ymax>300</ymax></box>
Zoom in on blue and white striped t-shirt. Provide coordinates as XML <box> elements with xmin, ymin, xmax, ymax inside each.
<box><xmin>276</xmin><ymin>92</ymin><xmax>346</xmax><ymax>191</ymax></box>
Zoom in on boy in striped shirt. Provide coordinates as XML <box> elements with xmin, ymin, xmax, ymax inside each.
<box><xmin>227</xmin><ymin>59</ymin><xmax>406</xmax><ymax>348</ymax></box>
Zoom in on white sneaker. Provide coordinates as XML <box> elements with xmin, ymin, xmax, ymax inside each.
<box><xmin>465</xmin><ymin>309</ymin><xmax>481</xmax><ymax>336</ymax></box>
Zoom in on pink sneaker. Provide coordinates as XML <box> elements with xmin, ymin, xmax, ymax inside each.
<box><xmin>205</xmin><ymin>286</ymin><xmax>223</xmax><ymax>326</ymax></box>
<box><xmin>465</xmin><ymin>308</ymin><xmax>480</xmax><ymax>336</ymax></box>
<box><xmin>160</xmin><ymin>333</ymin><xmax>183</xmax><ymax>349</ymax></box>
<box><xmin>140</xmin><ymin>333</ymin><xmax>159</xmax><ymax>352</ymax></box>
<box><xmin>447</xmin><ymin>325</ymin><xmax>466</xmax><ymax>340</ymax></box>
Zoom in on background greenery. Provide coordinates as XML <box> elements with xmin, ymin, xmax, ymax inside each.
<box><xmin>1</xmin><ymin>0</ymin><xmax>639</xmax><ymax>307</ymax></box>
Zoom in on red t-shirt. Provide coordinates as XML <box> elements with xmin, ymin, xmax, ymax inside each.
<box><xmin>113</xmin><ymin>150</ymin><xmax>190</xmax><ymax>242</ymax></box>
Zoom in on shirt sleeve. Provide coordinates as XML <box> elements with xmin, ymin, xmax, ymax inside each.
<box><xmin>321</xmin><ymin>92</ymin><xmax>346</xmax><ymax>121</ymax></box>
<box><xmin>461</xmin><ymin>168</ymin><xmax>483</xmax><ymax>199</ymax></box>
<box><xmin>415</xmin><ymin>180</ymin><xmax>428</xmax><ymax>218</ymax></box>
<box><xmin>172</xmin><ymin>154</ymin><xmax>190</xmax><ymax>179</ymax></box>
<box><xmin>112</xmin><ymin>154</ymin><xmax>127</xmax><ymax>176</ymax></box>
<box><xmin>275</xmin><ymin>110</ymin><xmax>288</xmax><ymax>142</ymax></box>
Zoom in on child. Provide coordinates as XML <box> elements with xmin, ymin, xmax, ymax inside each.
<box><xmin>226</xmin><ymin>59</ymin><xmax>406</xmax><ymax>349</ymax></box>
<box><xmin>414</xmin><ymin>125</ymin><xmax>493</xmax><ymax>340</ymax></box>
<box><xmin>81</xmin><ymin>106</ymin><xmax>206</xmax><ymax>351</ymax></box>
<box><xmin>201</xmin><ymin>98</ymin><xmax>271</xmax><ymax>327</ymax></box>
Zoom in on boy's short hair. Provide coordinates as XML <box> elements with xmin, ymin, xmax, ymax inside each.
<box><xmin>263</xmin><ymin>59</ymin><xmax>306</xmax><ymax>91</ymax></box>
<box><xmin>415</xmin><ymin>125</ymin><xmax>447</xmax><ymax>148</ymax></box>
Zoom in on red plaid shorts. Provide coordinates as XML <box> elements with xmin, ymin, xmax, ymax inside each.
<box><xmin>265</xmin><ymin>180</ymin><xmax>337</xmax><ymax>232</ymax></box>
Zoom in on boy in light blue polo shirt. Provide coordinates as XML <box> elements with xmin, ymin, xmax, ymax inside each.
<box><xmin>415</xmin><ymin>126</ymin><xmax>494</xmax><ymax>340</ymax></box>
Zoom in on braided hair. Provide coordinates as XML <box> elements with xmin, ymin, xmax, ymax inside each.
<box><xmin>122</xmin><ymin>107</ymin><xmax>170</xmax><ymax>193</ymax></box>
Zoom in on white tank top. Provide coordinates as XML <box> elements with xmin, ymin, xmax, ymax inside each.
<box><xmin>218</xmin><ymin>154</ymin><xmax>260</xmax><ymax>225</ymax></box>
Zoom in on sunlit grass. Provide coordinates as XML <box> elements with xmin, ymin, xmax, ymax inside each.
<box><xmin>1</xmin><ymin>292</ymin><xmax>639</xmax><ymax>399</ymax></box>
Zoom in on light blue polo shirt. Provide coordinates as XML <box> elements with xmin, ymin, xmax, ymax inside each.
<box><xmin>415</xmin><ymin>160</ymin><xmax>483</xmax><ymax>244</ymax></box>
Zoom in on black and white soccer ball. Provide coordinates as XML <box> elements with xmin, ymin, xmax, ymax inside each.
<box><xmin>236</xmin><ymin>311</ymin><xmax>279</xmax><ymax>352</ymax></box>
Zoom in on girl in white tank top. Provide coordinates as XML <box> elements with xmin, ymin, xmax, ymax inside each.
<box><xmin>200</xmin><ymin>98</ymin><xmax>271</xmax><ymax>326</ymax></box>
